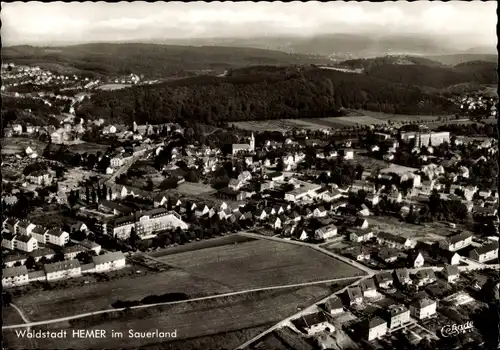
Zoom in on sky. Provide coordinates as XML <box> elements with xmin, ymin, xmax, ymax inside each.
<box><xmin>1</xmin><ymin>1</ymin><xmax>497</xmax><ymax>48</ymax></box>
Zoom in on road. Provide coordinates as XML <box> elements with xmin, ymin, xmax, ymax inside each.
<box><xmin>2</xmin><ymin>275</ymin><xmax>361</xmax><ymax>330</ymax></box>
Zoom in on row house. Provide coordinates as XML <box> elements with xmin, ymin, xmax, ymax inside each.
<box><xmin>2</xmin><ymin>266</ymin><xmax>29</xmax><ymax>288</ymax></box>
<box><xmin>16</xmin><ymin>220</ymin><xmax>37</xmax><ymax>236</ymax></box>
<box><xmin>439</xmin><ymin>232</ymin><xmax>472</xmax><ymax>252</ymax></box>
<box><xmin>469</xmin><ymin>241</ymin><xmax>498</xmax><ymax>263</ymax></box>
<box><xmin>2</xmin><ymin>233</ymin><xmax>38</xmax><ymax>252</ymax></box>
<box><xmin>93</xmin><ymin>251</ymin><xmax>126</xmax><ymax>272</ymax></box>
<box><xmin>377</xmin><ymin>232</ymin><xmax>415</xmax><ymax>250</ymax></box>
<box><xmin>44</xmin><ymin>259</ymin><xmax>81</xmax><ymax>281</ymax></box>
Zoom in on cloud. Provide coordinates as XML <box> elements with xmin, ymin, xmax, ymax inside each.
<box><xmin>1</xmin><ymin>1</ymin><xmax>496</xmax><ymax>47</ymax></box>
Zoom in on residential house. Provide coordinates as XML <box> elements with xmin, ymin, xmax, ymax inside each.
<box><xmin>339</xmin><ymin>148</ymin><xmax>354</xmax><ymax>160</ymax></box>
<box><xmin>441</xmin><ymin>250</ymin><xmax>461</xmax><ymax>266</ymax></box>
<box><xmin>415</xmin><ymin>269</ymin><xmax>436</xmax><ymax>287</ymax></box>
<box><xmin>349</xmin><ymin>229</ymin><xmax>374</xmax><ymax>243</ymax></box>
<box><xmin>347</xmin><ymin>286</ymin><xmax>363</xmax><ymax>305</ymax></box>
<box><xmin>439</xmin><ymin>232</ymin><xmax>472</xmax><ymax>252</ymax></box>
<box><xmin>350</xmin><ymin>246</ymin><xmax>371</xmax><ymax>261</ymax></box>
<box><xmin>324</xmin><ymin>296</ymin><xmax>344</xmax><ymax>315</ymax></box>
<box><xmin>28</xmin><ymin>248</ymin><xmax>55</xmax><ymax>262</ymax></box>
<box><xmin>350</xmin><ymin>180</ymin><xmax>376</xmax><ymax>194</ymax></box>
<box><xmin>410</xmin><ymin>298</ymin><xmax>437</xmax><ymax>320</ymax></box>
<box><xmin>378</xmin><ymin>247</ymin><xmax>399</xmax><ymax>263</ymax></box>
<box><xmin>3</xmin><ymin>218</ymin><xmax>19</xmax><ymax>233</ymax></box>
<box><xmin>45</xmin><ymin>229</ymin><xmax>70</xmax><ymax>246</ymax></box>
<box><xmin>30</xmin><ymin>225</ymin><xmax>47</xmax><ymax>243</ymax></box>
<box><xmin>255</xmin><ymin>209</ymin><xmax>267</xmax><ymax>221</ymax></box>
<box><xmin>313</xmin><ymin>206</ymin><xmax>328</xmax><ymax>218</ymax></box>
<box><xmin>2</xmin><ymin>266</ymin><xmax>29</xmax><ymax>288</ymax></box>
<box><xmin>314</xmin><ymin>224</ymin><xmax>338</xmax><ymax>240</ymax></box>
<box><xmin>14</xmin><ymin>235</ymin><xmax>38</xmax><ymax>253</ymax></box>
<box><xmin>63</xmin><ymin>245</ymin><xmax>87</xmax><ymax>260</ymax></box>
<box><xmin>92</xmin><ymin>251</ymin><xmax>126</xmax><ymax>272</ymax></box>
<box><xmin>4</xmin><ymin>253</ymin><xmax>28</xmax><ymax>268</ymax></box>
<box><xmin>292</xmin><ymin>312</ymin><xmax>335</xmax><ymax>337</ymax></box>
<box><xmin>469</xmin><ymin>242</ymin><xmax>499</xmax><ymax>263</ymax></box>
<box><xmin>395</xmin><ymin>268</ymin><xmax>412</xmax><ymax>285</ymax></box>
<box><xmin>375</xmin><ymin>272</ymin><xmax>394</xmax><ymax>289</ymax></box>
<box><xmin>359</xmin><ymin>278</ymin><xmax>378</xmax><ymax>298</ymax></box>
<box><xmin>27</xmin><ymin>170</ymin><xmax>51</xmax><ymax>185</ymax></box>
<box><xmin>443</xmin><ymin>264</ymin><xmax>459</xmax><ymax>283</ymax></box>
<box><xmin>270</xmin><ymin>217</ymin><xmax>282</xmax><ymax>230</ymax></box>
<box><xmin>387</xmin><ymin>305</ymin><xmax>410</xmax><ymax>329</ymax></box>
<box><xmin>367</xmin><ymin>317</ymin><xmax>387</xmax><ymax>341</ymax></box>
<box><xmin>354</xmin><ymin>218</ymin><xmax>369</xmax><ymax>230</ymax></box>
<box><xmin>359</xmin><ymin>204</ymin><xmax>371</xmax><ymax>217</ymax></box>
<box><xmin>98</xmin><ymin>201</ymin><xmax>134</xmax><ymax>216</ymax></box>
<box><xmin>1</xmin><ymin>232</ymin><xmax>17</xmax><ymax>250</ymax></box>
<box><xmin>377</xmin><ymin>232</ymin><xmax>415</xmax><ymax>250</ymax></box>
<box><xmin>44</xmin><ymin>259</ymin><xmax>81</xmax><ymax>281</ymax></box>
<box><xmin>408</xmin><ymin>251</ymin><xmax>425</xmax><ymax>268</ymax></box>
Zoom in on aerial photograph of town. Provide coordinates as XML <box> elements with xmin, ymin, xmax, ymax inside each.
<box><xmin>1</xmin><ymin>1</ymin><xmax>498</xmax><ymax>350</ymax></box>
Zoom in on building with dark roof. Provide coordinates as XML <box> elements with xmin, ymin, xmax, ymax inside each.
<box><xmin>291</xmin><ymin>312</ymin><xmax>335</xmax><ymax>337</ymax></box>
<box><xmin>92</xmin><ymin>251</ymin><xmax>126</xmax><ymax>272</ymax></box>
<box><xmin>367</xmin><ymin>317</ymin><xmax>387</xmax><ymax>341</ymax></box>
<box><xmin>410</xmin><ymin>298</ymin><xmax>436</xmax><ymax>320</ymax></box>
<box><xmin>469</xmin><ymin>241</ymin><xmax>498</xmax><ymax>263</ymax></box>
<box><xmin>44</xmin><ymin>259</ymin><xmax>81</xmax><ymax>281</ymax></box>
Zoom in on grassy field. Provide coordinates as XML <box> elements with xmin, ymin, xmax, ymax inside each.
<box><xmin>231</xmin><ymin>110</ymin><xmax>447</xmax><ymax>132</ymax></box>
<box><xmin>150</xmin><ymin>235</ymin><xmax>257</xmax><ymax>258</ymax></box>
<box><xmin>97</xmin><ymin>83</ymin><xmax>132</xmax><ymax>91</ymax></box>
<box><xmin>2</xmin><ymin>305</ymin><xmax>25</xmax><ymax>326</ymax></box>
<box><xmin>4</xmin><ymin>284</ymin><xmax>348</xmax><ymax>349</ymax></box>
<box><xmin>13</xmin><ymin>268</ymin><xmax>234</xmax><ymax>322</ymax></box>
<box><xmin>12</xmin><ymin>238</ymin><xmax>362</xmax><ymax>323</ymax></box>
<box><xmin>67</xmin><ymin>142</ymin><xmax>108</xmax><ymax>154</ymax></box>
<box><xmin>175</xmin><ymin>182</ymin><xmax>216</xmax><ymax>196</ymax></box>
<box><xmin>1</xmin><ymin>137</ymin><xmax>47</xmax><ymax>155</ymax></box>
<box><xmin>369</xmin><ymin>216</ymin><xmax>474</xmax><ymax>242</ymax></box>
<box><xmin>156</xmin><ymin>239</ymin><xmax>364</xmax><ymax>290</ymax></box>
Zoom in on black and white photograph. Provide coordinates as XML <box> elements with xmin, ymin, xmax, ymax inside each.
<box><xmin>1</xmin><ymin>1</ymin><xmax>498</xmax><ymax>349</ymax></box>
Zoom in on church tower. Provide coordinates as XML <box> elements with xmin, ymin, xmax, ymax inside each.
<box><xmin>249</xmin><ymin>133</ymin><xmax>255</xmax><ymax>151</ymax></box>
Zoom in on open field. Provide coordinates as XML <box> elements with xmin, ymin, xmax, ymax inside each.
<box><xmin>1</xmin><ymin>137</ymin><xmax>47</xmax><ymax>155</ymax></box>
<box><xmin>150</xmin><ymin>235</ymin><xmax>257</xmax><ymax>258</ymax></box>
<box><xmin>369</xmin><ymin>216</ymin><xmax>474</xmax><ymax>242</ymax></box>
<box><xmin>175</xmin><ymin>181</ymin><xmax>216</xmax><ymax>196</ymax></box>
<box><xmin>345</xmin><ymin>109</ymin><xmax>443</xmax><ymax>123</ymax></box>
<box><xmin>2</xmin><ymin>305</ymin><xmax>25</xmax><ymax>326</ymax></box>
<box><xmin>156</xmin><ymin>239</ymin><xmax>364</xmax><ymax>290</ymax></box>
<box><xmin>4</xmin><ymin>284</ymin><xmax>344</xmax><ymax>349</ymax></box>
<box><xmin>67</xmin><ymin>142</ymin><xmax>108</xmax><ymax>154</ymax></box>
<box><xmin>12</xmin><ymin>268</ymin><xmax>234</xmax><ymax>322</ymax></box>
<box><xmin>97</xmin><ymin>83</ymin><xmax>132</xmax><ymax>91</ymax></box>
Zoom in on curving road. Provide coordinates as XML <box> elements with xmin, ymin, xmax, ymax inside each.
<box><xmin>2</xmin><ymin>275</ymin><xmax>361</xmax><ymax>330</ymax></box>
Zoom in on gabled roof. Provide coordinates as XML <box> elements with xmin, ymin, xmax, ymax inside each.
<box><xmin>378</xmin><ymin>247</ymin><xmax>399</xmax><ymax>260</ymax></box>
<box><xmin>360</xmin><ymin>278</ymin><xmax>376</xmax><ymax>291</ymax></box>
<box><xmin>446</xmin><ymin>232</ymin><xmax>472</xmax><ymax>244</ymax></box>
<box><xmin>17</xmin><ymin>220</ymin><xmax>33</xmax><ymax>229</ymax></box>
<box><xmin>388</xmin><ymin>305</ymin><xmax>409</xmax><ymax>317</ymax></box>
<box><xmin>44</xmin><ymin>259</ymin><xmax>80</xmax><ymax>273</ymax></box>
<box><xmin>378</xmin><ymin>231</ymin><xmax>408</xmax><ymax>244</ymax></box>
<box><xmin>292</xmin><ymin>312</ymin><xmax>328</xmax><ymax>330</ymax></box>
<box><xmin>347</xmin><ymin>286</ymin><xmax>363</xmax><ymax>299</ymax></box>
<box><xmin>46</xmin><ymin>229</ymin><xmax>67</xmax><ymax>237</ymax></box>
<box><xmin>395</xmin><ymin>268</ymin><xmax>410</xmax><ymax>280</ymax></box>
<box><xmin>416</xmin><ymin>268</ymin><xmax>436</xmax><ymax>280</ymax></box>
<box><xmin>3</xmin><ymin>266</ymin><xmax>29</xmax><ymax>278</ymax></box>
<box><xmin>444</xmin><ymin>264</ymin><xmax>459</xmax><ymax>276</ymax></box>
<box><xmin>15</xmin><ymin>235</ymin><xmax>36</xmax><ymax>243</ymax></box>
<box><xmin>412</xmin><ymin>298</ymin><xmax>436</xmax><ymax>309</ymax></box>
<box><xmin>473</xmin><ymin>241</ymin><xmax>499</xmax><ymax>256</ymax></box>
<box><xmin>92</xmin><ymin>251</ymin><xmax>125</xmax><ymax>265</ymax></box>
<box><xmin>368</xmin><ymin>317</ymin><xmax>387</xmax><ymax>328</ymax></box>
<box><xmin>375</xmin><ymin>271</ymin><xmax>393</xmax><ymax>284</ymax></box>
<box><xmin>324</xmin><ymin>296</ymin><xmax>343</xmax><ymax>311</ymax></box>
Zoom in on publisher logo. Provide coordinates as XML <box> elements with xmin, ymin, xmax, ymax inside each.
<box><xmin>440</xmin><ymin>321</ymin><xmax>474</xmax><ymax>337</ymax></box>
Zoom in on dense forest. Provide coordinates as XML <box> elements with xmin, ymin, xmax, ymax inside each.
<box><xmin>76</xmin><ymin>66</ymin><xmax>459</xmax><ymax>125</ymax></box>
<box><xmin>337</xmin><ymin>58</ymin><xmax>497</xmax><ymax>89</ymax></box>
<box><xmin>2</xmin><ymin>44</ymin><xmax>330</xmax><ymax>79</ymax></box>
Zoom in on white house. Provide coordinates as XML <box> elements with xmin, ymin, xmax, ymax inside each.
<box><xmin>410</xmin><ymin>298</ymin><xmax>437</xmax><ymax>320</ymax></box>
<box><xmin>388</xmin><ymin>305</ymin><xmax>410</xmax><ymax>329</ymax></box>
<box><xmin>44</xmin><ymin>259</ymin><xmax>81</xmax><ymax>281</ymax></box>
<box><xmin>469</xmin><ymin>242</ymin><xmax>499</xmax><ymax>263</ymax></box>
<box><xmin>314</xmin><ymin>224</ymin><xmax>338</xmax><ymax>240</ymax></box>
<box><xmin>16</xmin><ymin>220</ymin><xmax>36</xmax><ymax>236</ymax></box>
<box><xmin>324</xmin><ymin>296</ymin><xmax>344</xmax><ymax>315</ymax></box>
<box><xmin>439</xmin><ymin>233</ymin><xmax>472</xmax><ymax>252</ymax></box>
<box><xmin>45</xmin><ymin>229</ymin><xmax>70</xmax><ymax>246</ymax></box>
<box><xmin>347</xmin><ymin>286</ymin><xmax>363</xmax><ymax>305</ymax></box>
<box><xmin>2</xmin><ymin>266</ymin><xmax>29</xmax><ymax>288</ymax></box>
<box><xmin>292</xmin><ymin>312</ymin><xmax>335</xmax><ymax>337</ymax></box>
<box><xmin>92</xmin><ymin>251</ymin><xmax>126</xmax><ymax>272</ymax></box>
<box><xmin>367</xmin><ymin>317</ymin><xmax>387</xmax><ymax>341</ymax></box>
<box><xmin>14</xmin><ymin>235</ymin><xmax>38</xmax><ymax>253</ymax></box>
<box><xmin>359</xmin><ymin>278</ymin><xmax>378</xmax><ymax>298</ymax></box>
<box><xmin>443</xmin><ymin>264</ymin><xmax>460</xmax><ymax>283</ymax></box>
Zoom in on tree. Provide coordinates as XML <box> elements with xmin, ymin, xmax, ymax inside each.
<box><xmin>145</xmin><ymin>178</ymin><xmax>154</xmax><ymax>191</ymax></box>
<box><xmin>76</xmin><ymin>250</ymin><xmax>97</xmax><ymax>264</ymax></box>
<box><xmin>25</xmin><ymin>256</ymin><xmax>37</xmax><ymax>270</ymax></box>
<box><xmin>86</xmin><ymin>187</ymin><xmax>90</xmax><ymax>204</ymax></box>
<box><xmin>128</xmin><ymin>227</ymin><xmax>139</xmax><ymax>249</ymax></box>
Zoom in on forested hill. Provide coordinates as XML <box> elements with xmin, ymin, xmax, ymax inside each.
<box><xmin>2</xmin><ymin>44</ymin><xmax>330</xmax><ymax>78</ymax></box>
<box><xmin>336</xmin><ymin>57</ymin><xmax>497</xmax><ymax>89</ymax></box>
<box><xmin>76</xmin><ymin>66</ymin><xmax>459</xmax><ymax>125</ymax></box>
